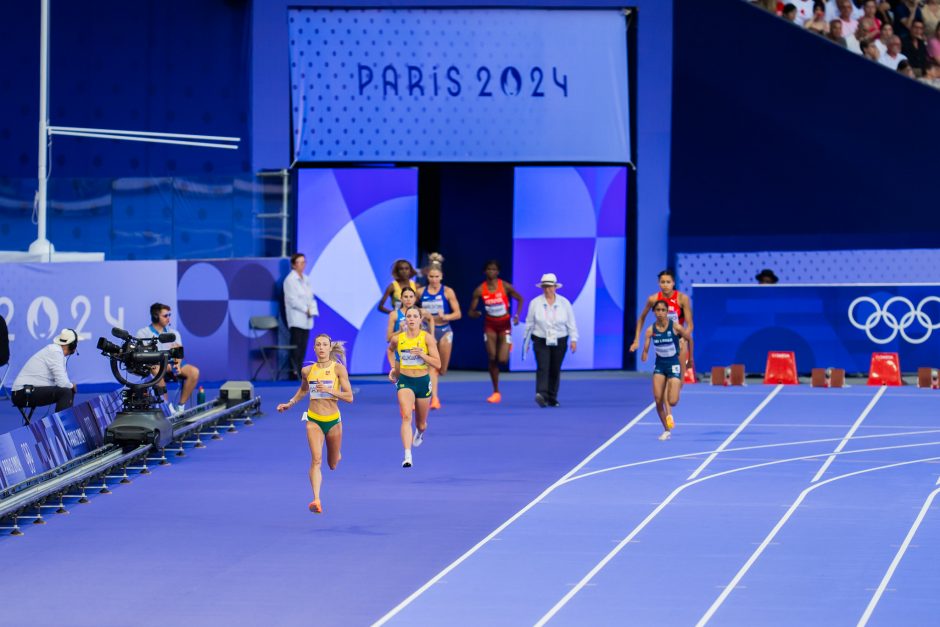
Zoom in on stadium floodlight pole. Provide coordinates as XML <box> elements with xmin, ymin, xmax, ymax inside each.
<box><xmin>30</xmin><ymin>0</ymin><xmax>53</xmax><ymax>260</ymax></box>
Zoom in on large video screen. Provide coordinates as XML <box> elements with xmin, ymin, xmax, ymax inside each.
<box><xmin>296</xmin><ymin>168</ymin><xmax>418</xmax><ymax>374</ymax></box>
<box><xmin>289</xmin><ymin>8</ymin><xmax>630</xmax><ymax>163</ymax></box>
<box><xmin>510</xmin><ymin>167</ymin><xmax>627</xmax><ymax>370</ymax></box>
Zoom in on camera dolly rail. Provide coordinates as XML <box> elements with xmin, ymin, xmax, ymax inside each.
<box><xmin>0</xmin><ymin>395</ymin><xmax>262</xmax><ymax>536</ymax></box>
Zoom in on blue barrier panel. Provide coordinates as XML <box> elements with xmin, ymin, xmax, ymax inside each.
<box><xmin>694</xmin><ymin>284</ymin><xmax>940</xmax><ymax>374</ymax></box>
<box><xmin>0</xmin><ymin>390</ymin><xmax>124</xmax><ymax>490</ymax></box>
<box><xmin>29</xmin><ymin>415</ymin><xmax>72</xmax><ymax>469</ymax></box>
<box><xmin>55</xmin><ymin>409</ymin><xmax>92</xmax><ymax>460</ymax></box>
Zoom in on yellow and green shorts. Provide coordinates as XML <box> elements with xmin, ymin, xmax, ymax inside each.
<box><xmin>304</xmin><ymin>409</ymin><xmax>341</xmax><ymax>435</ymax></box>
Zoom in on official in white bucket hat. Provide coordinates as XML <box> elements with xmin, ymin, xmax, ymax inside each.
<box><xmin>524</xmin><ymin>273</ymin><xmax>578</xmax><ymax>407</ymax></box>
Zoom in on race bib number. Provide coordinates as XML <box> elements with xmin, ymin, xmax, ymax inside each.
<box><xmin>671</xmin><ymin>365</ymin><xmax>681</xmax><ymax>375</ymax></box>
<box><xmin>485</xmin><ymin>302</ymin><xmax>507</xmax><ymax>317</ymax></box>
<box><xmin>309</xmin><ymin>379</ymin><xmax>334</xmax><ymax>399</ymax></box>
<box><xmin>422</xmin><ymin>299</ymin><xmax>444</xmax><ymax>315</ymax></box>
<box><xmin>401</xmin><ymin>350</ymin><xmax>425</xmax><ymax>368</ymax></box>
<box><xmin>654</xmin><ymin>340</ymin><xmax>677</xmax><ymax>359</ymax></box>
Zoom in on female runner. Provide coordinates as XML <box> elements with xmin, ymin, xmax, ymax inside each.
<box><xmin>377</xmin><ymin>259</ymin><xmax>418</xmax><ymax>313</ymax></box>
<box><xmin>276</xmin><ymin>334</ymin><xmax>354</xmax><ymax>513</ymax></box>
<box><xmin>417</xmin><ymin>258</ymin><xmax>461</xmax><ymax>409</ymax></box>
<box><xmin>468</xmin><ymin>260</ymin><xmax>524</xmax><ymax>403</ymax></box>
<box><xmin>386</xmin><ymin>287</ymin><xmax>434</xmax><ymax>367</ymax></box>
<box><xmin>641</xmin><ymin>301</ymin><xmax>691</xmax><ymax>441</ymax></box>
<box><xmin>387</xmin><ymin>306</ymin><xmax>442</xmax><ymax>468</ymax></box>
<box><xmin>630</xmin><ymin>269</ymin><xmax>694</xmax><ymax>379</ymax></box>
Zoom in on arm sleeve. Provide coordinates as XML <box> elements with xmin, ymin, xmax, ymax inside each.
<box><xmin>49</xmin><ymin>351</ymin><xmax>72</xmax><ymax>388</ymax></box>
<box><xmin>284</xmin><ymin>276</ymin><xmax>308</xmax><ymax>314</ymax></box>
<box><xmin>565</xmin><ymin>298</ymin><xmax>579</xmax><ymax>342</ymax></box>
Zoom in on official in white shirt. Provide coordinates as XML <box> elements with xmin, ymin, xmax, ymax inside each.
<box><xmin>11</xmin><ymin>328</ymin><xmax>79</xmax><ymax>412</ymax></box>
<box><xmin>524</xmin><ymin>273</ymin><xmax>578</xmax><ymax>407</ymax></box>
<box><xmin>284</xmin><ymin>252</ymin><xmax>319</xmax><ymax>378</ymax></box>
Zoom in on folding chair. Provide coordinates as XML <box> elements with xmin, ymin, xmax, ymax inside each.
<box><xmin>249</xmin><ymin>316</ymin><xmax>296</xmax><ymax>381</ymax></box>
<box><xmin>11</xmin><ymin>385</ymin><xmax>39</xmax><ymax>426</ymax></box>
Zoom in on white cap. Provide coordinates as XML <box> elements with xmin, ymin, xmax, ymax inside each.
<box><xmin>536</xmin><ymin>273</ymin><xmax>563</xmax><ymax>288</ymax></box>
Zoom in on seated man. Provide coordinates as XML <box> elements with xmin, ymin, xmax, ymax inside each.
<box><xmin>11</xmin><ymin>329</ymin><xmax>78</xmax><ymax>413</ymax></box>
<box><xmin>136</xmin><ymin>302</ymin><xmax>200</xmax><ymax>411</ymax></box>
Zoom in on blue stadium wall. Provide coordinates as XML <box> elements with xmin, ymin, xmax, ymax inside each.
<box><xmin>670</xmin><ymin>0</ymin><xmax>940</xmax><ymax>257</ymax></box>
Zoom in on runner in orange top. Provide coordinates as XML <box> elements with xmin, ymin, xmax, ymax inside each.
<box><xmin>468</xmin><ymin>260</ymin><xmax>524</xmax><ymax>403</ymax></box>
<box><xmin>630</xmin><ymin>269</ymin><xmax>695</xmax><ymax>378</ymax></box>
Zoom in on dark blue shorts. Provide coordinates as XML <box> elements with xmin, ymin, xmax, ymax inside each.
<box><xmin>654</xmin><ymin>359</ymin><xmax>682</xmax><ymax>380</ymax></box>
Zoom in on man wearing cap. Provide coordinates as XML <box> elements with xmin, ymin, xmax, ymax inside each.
<box><xmin>10</xmin><ymin>329</ymin><xmax>79</xmax><ymax>412</ymax></box>
<box><xmin>524</xmin><ymin>273</ymin><xmax>578</xmax><ymax>408</ymax></box>
<box><xmin>756</xmin><ymin>269</ymin><xmax>780</xmax><ymax>284</ymax></box>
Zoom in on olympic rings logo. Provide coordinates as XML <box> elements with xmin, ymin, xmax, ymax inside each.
<box><xmin>848</xmin><ymin>296</ymin><xmax>940</xmax><ymax>344</ymax></box>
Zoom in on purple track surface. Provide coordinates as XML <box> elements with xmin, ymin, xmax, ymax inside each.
<box><xmin>0</xmin><ymin>377</ymin><xmax>648</xmax><ymax>626</ymax></box>
<box><xmin>3</xmin><ymin>379</ymin><xmax>940</xmax><ymax>626</ymax></box>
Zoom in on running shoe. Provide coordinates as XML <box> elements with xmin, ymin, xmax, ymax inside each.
<box><xmin>402</xmin><ymin>451</ymin><xmax>413</xmax><ymax>468</ymax></box>
<box><xmin>430</xmin><ymin>397</ymin><xmax>441</xmax><ymax>410</ymax></box>
<box><xmin>308</xmin><ymin>500</ymin><xmax>322</xmax><ymax>514</ymax></box>
<box><xmin>535</xmin><ymin>393</ymin><xmax>547</xmax><ymax>408</ymax></box>
<box><xmin>413</xmin><ymin>429</ymin><xmax>424</xmax><ymax>447</ymax></box>
<box><xmin>548</xmin><ymin>400</ymin><xmax>561</xmax><ymax>408</ymax></box>
<box><xmin>666</xmin><ymin>414</ymin><xmax>675</xmax><ymax>430</ymax></box>
<box><xmin>486</xmin><ymin>392</ymin><xmax>502</xmax><ymax>403</ymax></box>
<box><xmin>658</xmin><ymin>431</ymin><xmax>671</xmax><ymax>441</ymax></box>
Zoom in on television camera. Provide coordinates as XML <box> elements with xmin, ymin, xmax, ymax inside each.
<box><xmin>98</xmin><ymin>327</ymin><xmax>184</xmax><ymax>450</ymax></box>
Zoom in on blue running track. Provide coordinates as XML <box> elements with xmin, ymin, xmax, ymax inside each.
<box><xmin>2</xmin><ymin>378</ymin><xmax>938</xmax><ymax>626</ymax></box>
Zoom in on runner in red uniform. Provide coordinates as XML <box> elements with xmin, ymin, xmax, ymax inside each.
<box><xmin>630</xmin><ymin>269</ymin><xmax>694</xmax><ymax>378</ymax></box>
<box><xmin>468</xmin><ymin>260</ymin><xmax>524</xmax><ymax>403</ymax></box>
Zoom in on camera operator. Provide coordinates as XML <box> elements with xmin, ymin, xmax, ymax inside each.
<box><xmin>136</xmin><ymin>303</ymin><xmax>199</xmax><ymax>411</ymax></box>
<box><xmin>11</xmin><ymin>329</ymin><xmax>78</xmax><ymax>412</ymax></box>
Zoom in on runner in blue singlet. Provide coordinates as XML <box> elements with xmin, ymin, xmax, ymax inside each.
<box><xmin>641</xmin><ymin>300</ymin><xmax>691</xmax><ymax>441</ymax></box>
<box><xmin>417</xmin><ymin>261</ymin><xmax>461</xmax><ymax>409</ymax></box>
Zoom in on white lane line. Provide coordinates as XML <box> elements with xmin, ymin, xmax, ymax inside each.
<box><xmin>370</xmin><ymin>402</ymin><xmax>655</xmax><ymax>627</ymax></box>
<box><xmin>857</xmin><ymin>475</ymin><xmax>940</xmax><ymax>627</ymax></box>
<box><xmin>812</xmin><ymin>386</ymin><xmax>887</xmax><ymax>483</ymax></box>
<box><xmin>534</xmin><ymin>442</ymin><xmax>940</xmax><ymax>627</ymax></box>
<box><xmin>567</xmin><ymin>428</ymin><xmax>940</xmax><ymax>484</ymax></box>
<box><xmin>696</xmin><ymin>458</ymin><xmax>940</xmax><ymax>627</ymax></box>
<box><xmin>687</xmin><ymin>385</ymin><xmax>784</xmax><ymax>480</ymax></box>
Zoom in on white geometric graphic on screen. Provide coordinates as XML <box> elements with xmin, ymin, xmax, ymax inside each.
<box><xmin>310</xmin><ymin>221</ymin><xmax>382</xmax><ymax>329</ymax></box>
<box><xmin>568</xmin><ymin>252</ymin><xmax>597</xmax><ymax>368</ymax></box>
<box><xmin>848</xmin><ymin>296</ymin><xmax>940</xmax><ymax>344</ymax></box>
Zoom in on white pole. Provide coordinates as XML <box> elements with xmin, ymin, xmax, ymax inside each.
<box><xmin>48</xmin><ymin>126</ymin><xmax>240</xmax><ymax>142</ymax></box>
<box><xmin>281</xmin><ymin>169</ymin><xmax>289</xmax><ymax>258</ymax></box>
<box><xmin>30</xmin><ymin>0</ymin><xmax>54</xmax><ymax>259</ymax></box>
<box><xmin>48</xmin><ymin>129</ymin><xmax>239</xmax><ymax>150</ymax></box>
